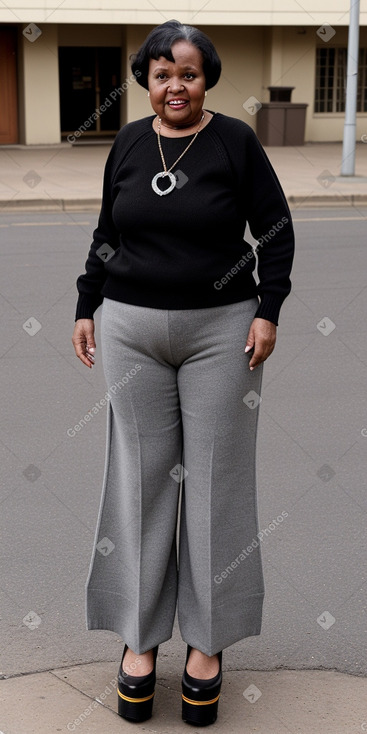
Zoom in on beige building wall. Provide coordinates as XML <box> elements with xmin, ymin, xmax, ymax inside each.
<box><xmin>259</xmin><ymin>24</ymin><xmax>367</xmax><ymax>142</ymax></box>
<box><xmin>124</xmin><ymin>24</ymin><xmax>367</xmax><ymax>142</ymax></box>
<box><xmin>200</xmin><ymin>25</ymin><xmax>264</xmax><ymax>130</ymax></box>
<box><xmin>1</xmin><ymin>0</ymin><xmax>367</xmax><ymax>26</ymax></box>
<box><xmin>18</xmin><ymin>24</ymin><xmax>60</xmax><ymax>144</ymax></box>
<box><xmin>123</xmin><ymin>25</ymin><xmax>152</xmax><ymax>126</ymax></box>
<box><xmin>266</xmin><ymin>27</ymin><xmax>316</xmax><ymax>141</ymax></box>
<box><xmin>6</xmin><ymin>17</ymin><xmax>367</xmax><ymax>144</ymax></box>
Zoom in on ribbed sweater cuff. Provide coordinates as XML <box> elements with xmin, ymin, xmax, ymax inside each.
<box><xmin>75</xmin><ymin>294</ymin><xmax>103</xmax><ymax>321</ymax></box>
<box><xmin>254</xmin><ymin>293</ymin><xmax>285</xmax><ymax>326</ymax></box>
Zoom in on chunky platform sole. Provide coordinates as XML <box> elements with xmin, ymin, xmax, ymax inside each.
<box><xmin>182</xmin><ymin>645</ymin><xmax>222</xmax><ymax>726</ymax></box>
<box><xmin>117</xmin><ymin>689</ymin><xmax>155</xmax><ymax>721</ymax></box>
<box><xmin>117</xmin><ymin>644</ymin><xmax>159</xmax><ymax>722</ymax></box>
<box><xmin>182</xmin><ymin>692</ymin><xmax>220</xmax><ymax>726</ymax></box>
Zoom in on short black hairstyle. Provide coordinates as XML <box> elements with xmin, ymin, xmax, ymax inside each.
<box><xmin>130</xmin><ymin>19</ymin><xmax>221</xmax><ymax>91</ymax></box>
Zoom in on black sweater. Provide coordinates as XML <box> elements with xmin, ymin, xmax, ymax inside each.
<box><xmin>75</xmin><ymin>111</ymin><xmax>294</xmax><ymax>325</ymax></box>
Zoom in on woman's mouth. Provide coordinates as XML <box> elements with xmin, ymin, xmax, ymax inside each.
<box><xmin>167</xmin><ymin>99</ymin><xmax>189</xmax><ymax>110</ymax></box>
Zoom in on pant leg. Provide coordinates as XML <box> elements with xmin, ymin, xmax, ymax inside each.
<box><xmin>174</xmin><ymin>297</ymin><xmax>265</xmax><ymax>656</ymax></box>
<box><xmin>85</xmin><ymin>298</ymin><xmax>183</xmax><ymax>654</ymax></box>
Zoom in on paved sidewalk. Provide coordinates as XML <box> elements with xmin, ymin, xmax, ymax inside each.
<box><xmin>1</xmin><ymin>140</ymin><xmax>367</xmax><ymax>733</ymax></box>
<box><xmin>0</xmin><ymin>140</ymin><xmax>366</xmax><ymax>210</ymax></box>
<box><xmin>1</xmin><ymin>660</ymin><xmax>367</xmax><ymax>733</ymax></box>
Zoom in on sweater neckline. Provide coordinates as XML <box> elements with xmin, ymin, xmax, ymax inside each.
<box><xmin>149</xmin><ymin>110</ymin><xmax>217</xmax><ymax>140</ymax></box>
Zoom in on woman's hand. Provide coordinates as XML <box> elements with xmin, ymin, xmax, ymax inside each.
<box><xmin>72</xmin><ymin>319</ymin><xmax>96</xmax><ymax>368</ymax></box>
<box><xmin>245</xmin><ymin>317</ymin><xmax>277</xmax><ymax>370</ymax></box>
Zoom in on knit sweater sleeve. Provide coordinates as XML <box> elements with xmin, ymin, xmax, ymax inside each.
<box><xmin>241</xmin><ymin>125</ymin><xmax>295</xmax><ymax>325</ymax></box>
<box><xmin>74</xmin><ymin>137</ymin><xmax>121</xmax><ymax>321</ymax></box>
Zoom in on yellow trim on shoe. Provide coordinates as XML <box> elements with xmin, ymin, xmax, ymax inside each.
<box><xmin>117</xmin><ymin>689</ymin><xmax>155</xmax><ymax>703</ymax></box>
<box><xmin>182</xmin><ymin>693</ymin><xmax>220</xmax><ymax>705</ymax></box>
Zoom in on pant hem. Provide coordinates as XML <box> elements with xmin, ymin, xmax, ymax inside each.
<box><xmin>178</xmin><ymin>591</ymin><xmax>265</xmax><ymax>656</ymax></box>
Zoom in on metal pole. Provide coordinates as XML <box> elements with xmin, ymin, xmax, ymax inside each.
<box><xmin>341</xmin><ymin>0</ymin><xmax>360</xmax><ymax>175</ymax></box>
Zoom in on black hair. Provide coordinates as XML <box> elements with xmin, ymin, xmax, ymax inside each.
<box><xmin>130</xmin><ymin>19</ymin><xmax>221</xmax><ymax>91</ymax></box>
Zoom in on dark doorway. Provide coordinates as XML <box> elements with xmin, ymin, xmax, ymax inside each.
<box><xmin>0</xmin><ymin>27</ymin><xmax>18</xmax><ymax>144</ymax></box>
<box><xmin>58</xmin><ymin>47</ymin><xmax>121</xmax><ymax>138</ymax></box>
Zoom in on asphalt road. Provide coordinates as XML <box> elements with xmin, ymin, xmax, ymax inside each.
<box><xmin>0</xmin><ymin>208</ymin><xmax>366</xmax><ymax>679</ymax></box>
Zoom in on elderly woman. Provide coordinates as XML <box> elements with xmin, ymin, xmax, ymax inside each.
<box><xmin>72</xmin><ymin>19</ymin><xmax>294</xmax><ymax>727</ymax></box>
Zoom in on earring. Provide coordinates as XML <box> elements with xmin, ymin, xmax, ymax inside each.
<box><xmin>205</xmin><ymin>91</ymin><xmax>207</xmax><ymax>96</ymax></box>
<box><xmin>147</xmin><ymin>91</ymin><xmax>150</xmax><ymax>97</ymax></box>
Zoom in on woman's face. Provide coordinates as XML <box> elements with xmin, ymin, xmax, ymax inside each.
<box><xmin>147</xmin><ymin>40</ymin><xmax>206</xmax><ymax>128</ymax></box>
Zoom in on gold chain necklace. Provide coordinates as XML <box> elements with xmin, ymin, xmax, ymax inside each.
<box><xmin>151</xmin><ymin>111</ymin><xmax>205</xmax><ymax>196</ymax></box>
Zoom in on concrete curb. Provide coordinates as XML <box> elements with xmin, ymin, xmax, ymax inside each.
<box><xmin>1</xmin><ymin>194</ymin><xmax>367</xmax><ymax>212</ymax></box>
<box><xmin>0</xmin><ymin>198</ymin><xmax>103</xmax><ymax>212</ymax></box>
<box><xmin>287</xmin><ymin>194</ymin><xmax>367</xmax><ymax>207</ymax></box>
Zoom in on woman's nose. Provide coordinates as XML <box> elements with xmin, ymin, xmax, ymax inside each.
<box><xmin>168</xmin><ymin>77</ymin><xmax>184</xmax><ymax>93</ymax></box>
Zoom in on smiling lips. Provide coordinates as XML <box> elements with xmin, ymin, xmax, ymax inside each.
<box><xmin>167</xmin><ymin>99</ymin><xmax>189</xmax><ymax>109</ymax></box>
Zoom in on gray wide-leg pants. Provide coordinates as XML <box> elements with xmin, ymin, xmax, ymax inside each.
<box><xmin>85</xmin><ymin>296</ymin><xmax>265</xmax><ymax>656</ymax></box>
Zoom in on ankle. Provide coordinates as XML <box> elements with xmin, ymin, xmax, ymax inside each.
<box><xmin>122</xmin><ymin>646</ymin><xmax>154</xmax><ymax>676</ymax></box>
<box><xmin>186</xmin><ymin>648</ymin><xmax>220</xmax><ymax>679</ymax></box>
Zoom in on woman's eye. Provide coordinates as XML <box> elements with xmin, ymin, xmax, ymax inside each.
<box><xmin>155</xmin><ymin>72</ymin><xmax>195</xmax><ymax>80</ymax></box>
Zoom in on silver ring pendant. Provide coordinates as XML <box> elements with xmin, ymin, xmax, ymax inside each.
<box><xmin>151</xmin><ymin>171</ymin><xmax>176</xmax><ymax>196</ymax></box>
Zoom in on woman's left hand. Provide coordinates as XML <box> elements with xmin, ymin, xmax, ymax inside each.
<box><xmin>245</xmin><ymin>317</ymin><xmax>277</xmax><ymax>370</ymax></box>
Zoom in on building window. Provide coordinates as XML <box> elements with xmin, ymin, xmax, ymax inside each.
<box><xmin>315</xmin><ymin>47</ymin><xmax>367</xmax><ymax>113</ymax></box>
<box><xmin>358</xmin><ymin>48</ymin><xmax>367</xmax><ymax>112</ymax></box>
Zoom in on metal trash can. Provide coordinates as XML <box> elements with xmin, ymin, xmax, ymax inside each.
<box><xmin>256</xmin><ymin>86</ymin><xmax>308</xmax><ymax>146</ymax></box>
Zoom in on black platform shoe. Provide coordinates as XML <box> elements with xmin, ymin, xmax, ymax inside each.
<box><xmin>117</xmin><ymin>643</ymin><xmax>159</xmax><ymax>722</ymax></box>
<box><xmin>182</xmin><ymin>644</ymin><xmax>222</xmax><ymax>726</ymax></box>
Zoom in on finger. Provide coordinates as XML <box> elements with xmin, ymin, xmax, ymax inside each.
<box><xmin>249</xmin><ymin>347</ymin><xmax>264</xmax><ymax>370</ymax></box>
<box><xmin>85</xmin><ymin>335</ymin><xmax>96</xmax><ymax>350</ymax></box>
<box><xmin>244</xmin><ymin>325</ymin><xmax>255</xmax><ymax>353</ymax></box>
<box><xmin>73</xmin><ymin>332</ymin><xmax>94</xmax><ymax>368</ymax></box>
<box><xmin>85</xmin><ymin>345</ymin><xmax>95</xmax><ymax>362</ymax></box>
<box><xmin>248</xmin><ymin>334</ymin><xmax>267</xmax><ymax>369</ymax></box>
<box><xmin>75</xmin><ymin>343</ymin><xmax>94</xmax><ymax>368</ymax></box>
<box><xmin>249</xmin><ymin>339</ymin><xmax>275</xmax><ymax>370</ymax></box>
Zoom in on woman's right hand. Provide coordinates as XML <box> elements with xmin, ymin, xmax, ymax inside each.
<box><xmin>72</xmin><ymin>318</ymin><xmax>96</xmax><ymax>368</ymax></box>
